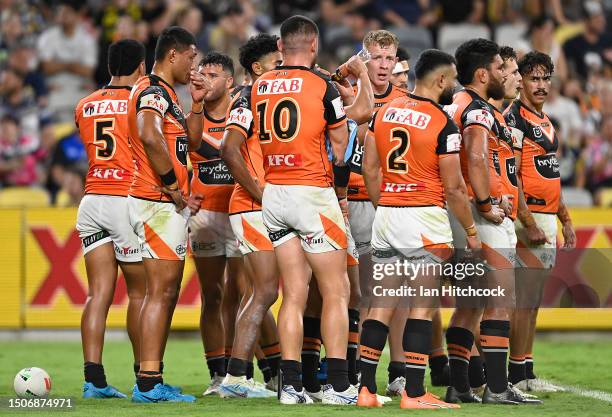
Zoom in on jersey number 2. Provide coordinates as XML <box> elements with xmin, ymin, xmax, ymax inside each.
<box><xmin>94</xmin><ymin>119</ymin><xmax>116</xmax><ymax>160</ymax></box>
<box><xmin>387</xmin><ymin>128</ymin><xmax>410</xmax><ymax>173</ymax></box>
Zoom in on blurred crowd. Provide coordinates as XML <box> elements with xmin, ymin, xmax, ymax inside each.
<box><xmin>0</xmin><ymin>0</ymin><xmax>611</xmax><ymax>206</ymax></box>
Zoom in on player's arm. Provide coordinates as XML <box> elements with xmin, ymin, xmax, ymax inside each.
<box><xmin>185</xmin><ymin>70</ymin><xmax>210</xmax><ymax>150</ymax></box>
<box><xmin>362</xmin><ymin>130</ymin><xmax>381</xmax><ymax>207</ymax></box>
<box><xmin>440</xmin><ymin>154</ymin><xmax>481</xmax><ymax>249</ymax></box>
<box><xmin>221</xmin><ymin>129</ymin><xmax>263</xmax><ymax>203</ymax></box>
<box><xmin>328</xmin><ymin>123</ymin><xmax>350</xmax><ymax>199</ymax></box>
<box><xmin>340</xmin><ymin>57</ymin><xmax>374</xmax><ymax>125</ymax></box>
<box><xmin>463</xmin><ymin>123</ymin><xmax>504</xmax><ymax>224</ymax></box>
<box><xmin>557</xmin><ymin>197</ymin><xmax>576</xmax><ymax>248</ymax></box>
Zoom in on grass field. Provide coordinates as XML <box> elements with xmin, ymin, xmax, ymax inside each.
<box><xmin>1</xmin><ymin>337</ymin><xmax>611</xmax><ymax>416</ymax></box>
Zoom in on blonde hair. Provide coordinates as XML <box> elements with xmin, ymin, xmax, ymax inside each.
<box><xmin>363</xmin><ymin>30</ymin><xmax>399</xmax><ymax>50</ymax></box>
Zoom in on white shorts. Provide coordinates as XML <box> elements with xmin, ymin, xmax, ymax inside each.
<box><xmin>515</xmin><ymin>212</ymin><xmax>557</xmax><ymax>269</ymax></box>
<box><xmin>76</xmin><ymin>194</ymin><xmax>141</xmax><ymax>262</ymax></box>
<box><xmin>127</xmin><ymin>196</ymin><xmax>190</xmax><ymax>260</ymax></box>
<box><xmin>372</xmin><ymin>206</ymin><xmax>454</xmax><ymax>264</ymax></box>
<box><xmin>189</xmin><ymin>209</ymin><xmax>241</xmax><ymax>258</ymax></box>
<box><xmin>346</xmin><ymin>218</ymin><xmax>359</xmax><ymax>266</ymax></box>
<box><xmin>229</xmin><ymin>210</ymin><xmax>273</xmax><ymax>255</ymax></box>
<box><xmin>449</xmin><ymin>204</ymin><xmax>517</xmax><ymax>270</ymax></box>
<box><xmin>348</xmin><ymin>200</ymin><xmax>375</xmax><ymax>255</ymax></box>
<box><xmin>262</xmin><ymin>184</ymin><xmax>347</xmax><ymax>253</ymax></box>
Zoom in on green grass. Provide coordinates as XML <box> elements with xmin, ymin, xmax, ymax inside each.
<box><xmin>0</xmin><ymin>338</ymin><xmax>611</xmax><ymax>416</ymax></box>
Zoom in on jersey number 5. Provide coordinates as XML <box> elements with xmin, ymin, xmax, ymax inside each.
<box><xmin>256</xmin><ymin>98</ymin><xmax>300</xmax><ymax>143</ymax></box>
<box><xmin>387</xmin><ymin>128</ymin><xmax>410</xmax><ymax>173</ymax></box>
<box><xmin>94</xmin><ymin>118</ymin><xmax>116</xmax><ymax>160</ymax></box>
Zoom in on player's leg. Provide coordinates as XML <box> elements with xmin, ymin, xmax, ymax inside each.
<box><xmin>347</xmin><ymin>263</ymin><xmax>361</xmax><ymax>387</ymax></box>
<box><xmin>429</xmin><ymin>308</ymin><xmax>450</xmax><ymax>387</ymax></box>
<box><xmin>118</xmin><ymin>261</ymin><xmax>146</xmax><ymax>377</ymax></box>
<box><xmin>386</xmin><ymin>310</ymin><xmax>408</xmax><ymax>396</ymax></box>
<box><xmin>301</xmin><ymin>279</ymin><xmax>323</xmax><ymax>398</ymax></box>
<box><xmin>224</xmin><ymin>257</ymin><xmax>246</xmax><ymax>368</ymax></box>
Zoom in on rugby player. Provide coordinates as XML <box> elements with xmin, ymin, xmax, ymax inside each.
<box><xmin>251</xmin><ymin>15</ymin><xmax>354</xmax><ymax>404</ymax></box>
<box><xmin>504</xmin><ymin>51</ymin><xmax>576</xmax><ymax>393</ymax></box>
<box><xmin>76</xmin><ymin>39</ymin><xmax>146</xmax><ymax>399</ymax></box>
<box><xmin>218</xmin><ymin>33</ymin><xmax>284</xmax><ymax>397</ymax></box>
<box><xmin>186</xmin><ymin>51</ymin><xmax>245</xmax><ymax>396</ymax></box>
<box><xmin>358</xmin><ymin>49</ymin><xmax>478</xmax><ymax>409</ymax></box>
<box><xmin>389</xmin><ymin>47</ymin><xmax>410</xmax><ymax>90</ymax></box>
<box><xmin>127</xmin><ymin>26</ymin><xmax>208</xmax><ymax>403</ymax></box>
<box><xmin>443</xmin><ymin>39</ymin><xmax>538</xmax><ymax>405</ymax></box>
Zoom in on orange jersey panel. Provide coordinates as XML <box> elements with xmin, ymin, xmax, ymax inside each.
<box><xmin>444</xmin><ymin>89</ymin><xmax>503</xmax><ymax>201</ymax></box>
<box><xmin>75</xmin><ymin>86</ymin><xmax>134</xmax><ymax>196</ymax></box>
<box><xmin>251</xmin><ymin>66</ymin><xmax>347</xmax><ymax>187</ymax></box>
<box><xmin>493</xmin><ymin>108</ymin><xmax>519</xmax><ymax>220</ymax></box>
<box><xmin>189</xmin><ymin>110</ymin><xmax>234</xmax><ymax>212</ymax></box>
<box><xmin>348</xmin><ymin>83</ymin><xmax>408</xmax><ymax>201</ymax></box>
<box><xmin>370</xmin><ymin>93</ymin><xmax>461</xmax><ymax>207</ymax></box>
<box><xmin>225</xmin><ymin>86</ymin><xmax>265</xmax><ymax>214</ymax></box>
<box><xmin>504</xmin><ymin>100</ymin><xmax>560</xmax><ymax>214</ymax></box>
<box><xmin>128</xmin><ymin>74</ymin><xmax>190</xmax><ymax>201</ymax></box>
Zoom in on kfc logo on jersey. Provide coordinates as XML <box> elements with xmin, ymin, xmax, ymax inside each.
<box><xmin>256</xmin><ymin>78</ymin><xmax>303</xmax><ymax>95</ymax></box>
<box><xmin>383</xmin><ymin>107</ymin><xmax>431</xmax><ymax>129</ymax></box>
<box><xmin>228</xmin><ymin>106</ymin><xmax>253</xmax><ymax>130</ymax></box>
<box><xmin>383</xmin><ymin>182</ymin><xmax>422</xmax><ymax>192</ymax></box>
<box><xmin>139</xmin><ymin>92</ymin><xmax>169</xmax><ymax>114</ymax></box>
<box><xmin>265</xmin><ymin>154</ymin><xmax>303</xmax><ymax>167</ymax></box>
<box><xmin>83</xmin><ymin>100</ymin><xmax>128</xmax><ymax>117</ymax></box>
<box><xmin>91</xmin><ymin>168</ymin><xmax>127</xmax><ymax>180</ymax></box>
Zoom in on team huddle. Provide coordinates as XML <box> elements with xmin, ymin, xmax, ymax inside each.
<box><xmin>75</xmin><ymin>14</ymin><xmax>576</xmax><ymax>408</ymax></box>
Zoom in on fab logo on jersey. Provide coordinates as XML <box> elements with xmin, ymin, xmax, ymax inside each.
<box><xmin>383</xmin><ymin>107</ymin><xmax>431</xmax><ymax>129</ymax></box>
<box><xmin>256</xmin><ymin>78</ymin><xmax>303</xmax><ymax>95</ymax></box>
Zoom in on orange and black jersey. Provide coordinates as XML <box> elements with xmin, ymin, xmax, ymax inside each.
<box><xmin>493</xmin><ymin>107</ymin><xmax>519</xmax><ymax>220</ymax></box>
<box><xmin>128</xmin><ymin>74</ymin><xmax>189</xmax><ymax>202</ymax></box>
<box><xmin>189</xmin><ymin>110</ymin><xmax>234</xmax><ymax>212</ymax></box>
<box><xmin>75</xmin><ymin>85</ymin><xmax>133</xmax><ymax>196</ymax></box>
<box><xmin>444</xmin><ymin>89</ymin><xmax>503</xmax><ymax>201</ymax></box>
<box><xmin>225</xmin><ymin>84</ymin><xmax>265</xmax><ymax>214</ymax></box>
<box><xmin>347</xmin><ymin>83</ymin><xmax>408</xmax><ymax>201</ymax></box>
<box><xmin>251</xmin><ymin>65</ymin><xmax>347</xmax><ymax>187</ymax></box>
<box><xmin>504</xmin><ymin>100</ymin><xmax>560</xmax><ymax>214</ymax></box>
<box><xmin>369</xmin><ymin>93</ymin><xmax>461</xmax><ymax>208</ymax></box>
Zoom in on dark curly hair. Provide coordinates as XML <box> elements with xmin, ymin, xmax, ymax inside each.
<box><xmin>200</xmin><ymin>51</ymin><xmax>234</xmax><ymax>77</ymax></box>
<box><xmin>239</xmin><ymin>33</ymin><xmax>279</xmax><ymax>75</ymax></box>
<box><xmin>454</xmin><ymin>38</ymin><xmax>500</xmax><ymax>85</ymax></box>
<box><xmin>517</xmin><ymin>51</ymin><xmax>554</xmax><ymax>76</ymax></box>
<box><xmin>499</xmin><ymin>46</ymin><xmax>517</xmax><ymax>63</ymax></box>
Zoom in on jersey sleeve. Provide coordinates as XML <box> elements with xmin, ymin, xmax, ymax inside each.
<box><xmin>368</xmin><ymin>110</ymin><xmax>378</xmax><ymax>133</ymax></box>
<box><xmin>226</xmin><ymin>93</ymin><xmax>253</xmax><ymax>138</ymax></box>
<box><xmin>461</xmin><ymin>102</ymin><xmax>495</xmax><ymax>132</ymax></box>
<box><xmin>323</xmin><ymin>80</ymin><xmax>347</xmax><ymax>128</ymax></box>
<box><xmin>504</xmin><ymin>108</ymin><xmax>525</xmax><ymax>151</ymax></box>
<box><xmin>135</xmin><ymin>85</ymin><xmax>171</xmax><ymax>117</ymax></box>
<box><xmin>436</xmin><ymin>116</ymin><xmax>462</xmax><ymax>155</ymax></box>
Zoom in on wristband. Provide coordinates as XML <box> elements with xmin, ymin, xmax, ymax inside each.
<box><xmin>476</xmin><ymin>196</ymin><xmax>492</xmax><ymax>213</ymax></box>
<box><xmin>191</xmin><ymin>102</ymin><xmax>204</xmax><ymax>114</ymax></box>
<box><xmin>333</xmin><ymin>164</ymin><xmax>350</xmax><ymax>188</ymax></box>
<box><xmin>465</xmin><ymin>224</ymin><xmax>477</xmax><ymax>237</ymax></box>
<box><xmin>160</xmin><ymin>169</ymin><xmax>177</xmax><ymax>187</ymax></box>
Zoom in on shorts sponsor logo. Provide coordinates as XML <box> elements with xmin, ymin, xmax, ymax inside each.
<box><xmin>305</xmin><ymin>235</ymin><xmax>324</xmax><ymax>245</ymax></box>
<box><xmin>176</xmin><ymin>244</ymin><xmax>187</xmax><ymax>255</ymax></box>
<box><xmin>192</xmin><ymin>241</ymin><xmax>217</xmax><ymax>251</ymax></box>
<box><xmin>114</xmin><ymin>245</ymin><xmax>139</xmax><ymax>256</ymax></box>
<box><xmin>534</xmin><ymin>154</ymin><xmax>560</xmax><ymax>179</ymax></box>
<box><xmin>91</xmin><ymin>168</ymin><xmax>127</xmax><ymax>180</ymax></box>
<box><xmin>383</xmin><ymin>107</ymin><xmax>431</xmax><ymax>129</ymax></box>
<box><xmin>265</xmin><ymin>154</ymin><xmax>303</xmax><ymax>167</ymax></box>
<box><xmin>268</xmin><ymin>228</ymin><xmax>294</xmax><ymax>243</ymax></box>
<box><xmin>197</xmin><ymin>159</ymin><xmax>234</xmax><ymax>185</ymax></box>
<box><xmin>383</xmin><ymin>182</ymin><xmax>423</xmax><ymax>192</ymax></box>
<box><xmin>83</xmin><ymin>100</ymin><xmax>128</xmax><ymax>117</ymax></box>
<box><xmin>82</xmin><ymin>230</ymin><xmax>110</xmax><ymax>248</ymax></box>
<box><xmin>257</xmin><ymin>78</ymin><xmax>303</xmax><ymax>95</ymax></box>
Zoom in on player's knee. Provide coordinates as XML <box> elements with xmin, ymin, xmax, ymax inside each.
<box><xmin>253</xmin><ymin>286</ymin><xmax>279</xmax><ymax>308</ymax></box>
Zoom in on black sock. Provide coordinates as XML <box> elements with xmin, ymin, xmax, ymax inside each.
<box><xmin>525</xmin><ymin>353</ymin><xmax>536</xmax><ymax>379</ymax></box>
<box><xmin>446</xmin><ymin>326</ymin><xmax>474</xmax><ymax>393</ymax></box>
<box><xmin>403</xmin><ymin>319</ymin><xmax>432</xmax><ymax>398</ymax></box>
<box><xmin>358</xmin><ymin>319</ymin><xmax>388</xmax><ymax>394</ymax></box>
<box><xmin>227</xmin><ymin>358</ymin><xmax>248</xmax><ymax>377</ymax></box>
<box><xmin>137</xmin><ymin>370</ymin><xmax>163</xmax><ymax>392</ymax></box>
<box><xmin>258</xmin><ymin>358</ymin><xmax>273</xmax><ymax>382</ymax></box>
<box><xmin>480</xmin><ymin>320</ymin><xmax>510</xmax><ymax>393</ymax></box>
<box><xmin>224</xmin><ymin>347</ymin><xmax>232</xmax><ymax>374</ymax></box>
<box><xmin>160</xmin><ymin>361</ymin><xmax>164</xmax><ymax>374</ymax></box>
<box><xmin>508</xmin><ymin>355</ymin><xmax>526</xmax><ymax>384</ymax></box>
<box><xmin>301</xmin><ymin>316</ymin><xmax>322</xmax><ymax>392</ymax></box>
<box><xmin>246</xmin><ymin>361</ymin><xmax>254</xmax><ymax>380</ymax></box>
<box><xmin>280</xmin><ymin>360</ymin><xmax>302</xmax><ymax>391</ymax></box>
<box><xmin>262</xmin><ymin>342</ymin><xmax>281</xmax><ymax>378</ymax></box>
<box><xmin>347</xmin><ymin>309</ymin><xmax>360</xmax><ymax>386</ymax></box>
<box><xmin>429</xmin><ymin>352</ymin><xmax>448</xmax><ymax>374</ymax></box>
<box><xmin>205</xmin><ymin>353</ymin><xmax>226</xmax><ymax>379</ymax></box>
<box><xmin>133</xmin><ymin>363</ymin><xmax>140</xmax><ymax>379</ymax></box>
<box><xmin>388</xmin><ymin>361</ymin><xmax>405</xmax><ymax>384</ymax></box>
<box><xmin>327</xmin><ymin>357</ymin><xmax>350</xmax><ymax>392</ymax></box>
<box><xmin>84</xmin><ymin>362</ymin><xmax>107</xmax><ymax>388</ymax></box>
<box><xmin>469</xmin><ymin>355</ymin><xmax>486</xmax><ymax>388</ymax></box>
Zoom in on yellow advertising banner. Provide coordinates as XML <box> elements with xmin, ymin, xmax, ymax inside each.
<box><xmin>0</xmin><ymin>207</ymin><xmax>610</xmax><ymax>329</ymax></box>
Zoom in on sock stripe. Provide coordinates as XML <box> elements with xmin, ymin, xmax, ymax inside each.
<box><xmin>449</xmin><ymin>355</ymin><xmax>470</xmax><ymax>364</ymax></box>
<box><xmin>509</xmin><ymin>358</ymin><xmax>527</xmax><ymax>365</ymax></box>
<box><xmin>447</xmin><ymin>343</ymin><xmax>471</xmax><ymax>359</ymax></box>
<box><xmin>262</xmin><ymin>343</ymin><xmax>281</xmax><ymax>356</ymax></box>
<box><xmin>429</xmin><ymin>348</ymin><xmax>446</xmax><ymax>358</ymax></box>
<box><xmin>348</xmin><ymin>332</ymin><xmax>359</xmax><ymax>344</ymax></box>
<box><xmin>265</xmin><ymin>353</ymin><xmax>281</xmax><ymax>360</ymax></box>
<box><xmin>480</xmin><ymin>335</ymin><xmax>509</xmax><ymax>348</ymax></box>
<box><xmin>360</xmin><ymin>357</ymin><xmax>379</xmax><ymax>365</ymax></box>
<box><xmin>205</xmin><ymin>348</ymin><xmax>225</xmax><ymax>359</ymax></box>
<box><xmin>404</xmin><ymin>352</ymin><xmax>428</xmax><ymax>366</ymax></box>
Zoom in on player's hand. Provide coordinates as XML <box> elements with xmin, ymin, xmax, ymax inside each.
<box><xmin>187</xmin><ymin>193</ymin><xmax>203</xmax><ymax>216</ymax></box>
<box><xmin>338</xmin><ymin>197</ymin><xmax>349</xmax><ymax>221</ymax></box>
<box><xmin>525</xmin><ymin>223</ymin><xmax>549</xmax><ymax>245</ymax></box>
<box><xmin>314</xmin><ymin>65</ymin><xmax>332</xmax><ymax>77</ymax></box>
<box><xmin>561</xmin><ymin>221</ymin><xmax>576</xmax><ymax>249</ymax></box>
<box><xmin>345</xmin><ymin>54</ymin><xmax>368</xmax><ymax>77</ymax></box>
<box><xmin>156</xmin><ymin>185</ymin><xmax>187</xmax><ymax>212</ymax></box>
<box><xmin>333</xmin><ymin>77</ymin><xmax>355</xmax><ymax>105</ymax></box>
<box><xmin>466</xmin><ymin>234</ymin><xmax>482</xmax><ymax>250</ymax></box>
<box><xmin>190</xmin><ymin>70</ymin><xmax>210</xmax><ymax>104</ymax></box>
<box><xmin>480</xmin><ymin>205</ymin><xmax>505</xmax><ymax>225</ymax></box>
<box><xmin>253</xmin><ymin>177</ymin><xmax>265</xmax><ymax>203</ymax></box>
<box><xmin>500</xmin><ymin>194</ymin><xmax>513</xmax><ymax>217</ymax></box>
